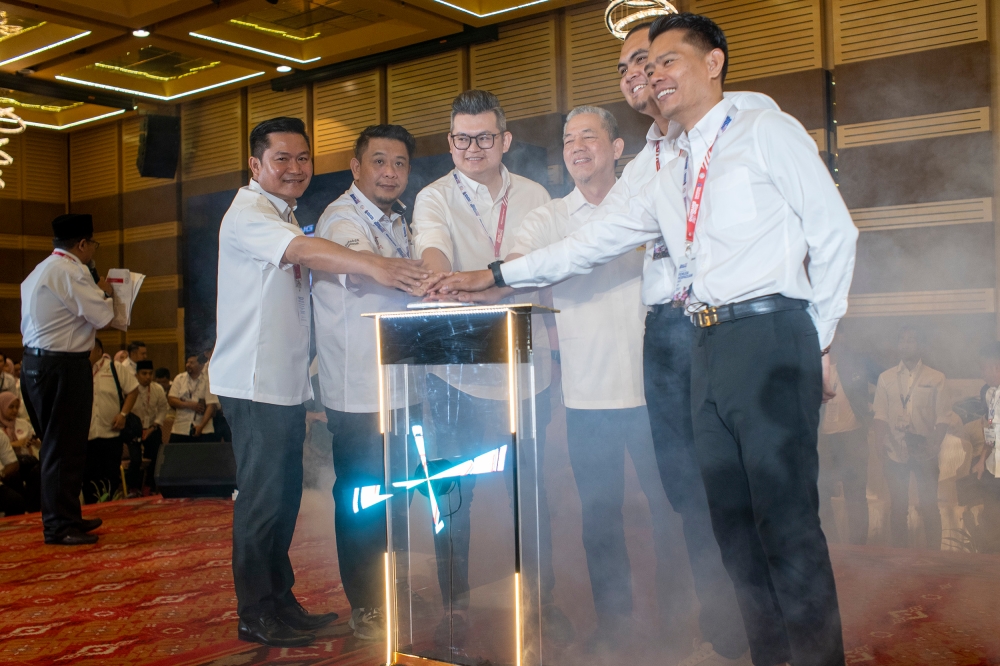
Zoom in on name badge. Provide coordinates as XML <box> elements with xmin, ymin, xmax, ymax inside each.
<box><xmin>652</xmin><ymin>236</ymin><xmax>670</xmax><ymax>261</ymax></box>
<box><xmin>671</xmin><ymin>256</ymin><xmax>696</xmax><ymax>306</ymax></box>
<box><xmin>293</xmin><ymin>264</ymin><xmax>309</xmax><ymax>327</ymax></box>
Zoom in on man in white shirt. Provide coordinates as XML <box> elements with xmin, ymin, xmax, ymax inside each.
<box><xmin>971</xmin><ymin>341</ymin><xmax>1000</xmax><ymax>551</ymax></box>
<box><xmin>313</xmin><ymin>124</ymin><xmax>419</xmax><ymax>641</ymax></box>
<box><xmin>20</xmin><ymin>213</ymin><xmax>114</xmax><ymax>545</ymax></box>
<box><xmin>168</xmin><ymin>353</ymin><xmax>219</xmax><ymax>442</ymax></box>
<box><xmin>434</xmin><ymin>14</ymin><xmax>856</xmax><ymax>666</ymax></box>
<box><xmin>210</xmin><ymin>117</ymin><xmax>428</xmax><ymax>649</ymax></box>
<box><xmin>120</xmin><ymin>341</ymin><xmax>147</xmax><ymax>377</ymax></box>
<box><xmin>127</xmin><ymin>359</ymin><xmax>168</xmax><ymax>495</ymax></box>
<box><xmin>411</xmin><ymin>90</ymin><xmax>563</xmax><ymax>648</ymax></box>
<box><xmin>873</xmin><ymin>327</ymin><xmax>950</xmax><ymax>550</ymax></box>
<box><xmin>85</xmin><ymin>337</ymin><xmax>138</xmax><ymax>505</ymax></box>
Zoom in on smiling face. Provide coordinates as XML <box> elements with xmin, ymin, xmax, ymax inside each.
<box><xmin>646</xmin><ymin>27</ymin><xmax>726</xmax><ymax>130</ymax></box>
<box><xmin>618</xmin><ymin>29</ymin><xmax>654</xmax><ymax>116</ymax></box>
<box><xmin>449</xmin><ymin>112</ymin><xmax>511</xmax><ymax>182</ymax></box>
<box><xmin>351</xmin><ymin>137</ymin><xmax>410</xmax><ymax>212</ymax></box>
<box><xmin>563</xmin><ymin>113</ymin><xmax>622</xmax><ymax>187</ymax></box>
<box><xmin>249</xmin><ymin>132</ymin><xmax>313</xmax><ymax>205</ymax></box>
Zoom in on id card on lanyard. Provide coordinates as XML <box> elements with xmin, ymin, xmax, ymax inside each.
<box><xmin>453</xmin><ymin>172</ymin><xmax>509</xmax><ymax>259</ymax></box>
<box><xmin>672</xmin><ymin>112</ymin><xmax>735</xmax><ymax>307</ymax></box>
<box><xmin>651</xmin><ymin>141</ymin><xmax>670</xmax><ymax>261</ymax></box>
<box><xmin>986</xmin><ymin>387</ymin><xmax>999</xmax><ymax>470</ymax></box>
<box><xmin>349</xmin><ymin>192</ymin><xmax>410</xmax><ymax>259</ymax></box>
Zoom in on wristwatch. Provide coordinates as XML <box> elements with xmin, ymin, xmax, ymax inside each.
<box><xmin>488</xmin><ymin>260</ymin><xmax>506</xmax><ymax>288</ymax></box>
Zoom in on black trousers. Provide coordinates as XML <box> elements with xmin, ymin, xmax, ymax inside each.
<box><xmin>643</xmin><ymin>306</ymin><xmax>749</xmax><ymax>659</ymax></box>
<box><xmin>326</xmin><ymin>409</ymin><xmax>388</xmax><ymax>611</ymax></box>
<box><xmin>126</xmin><ymin>428</ymin><xmax>162</xmax><ymax>492</ymax></box>
<box><xmin>0</xmin><ymin>484</ymin><xmax>26</xmax><ymax>516</ymax></box>
<box><xmin>84</xmin><ymin>436</ymin><xmax>123</xmax><ymax>504</ymax></box>
<box><xmin>691</xmin><ymin>308</ymin><xmax>844</xmax><ymax>666</ymax></box>
<box><xmin>884</xmin><ymin>455</ymin><xmax>941</xmax><ymax>550</ymax></box>
<box><xmin>425</xmin><ymin>374</ymin><xmax>554</xmax><ymax>613</ymax></box>
<box><xmin>221</xmin><ymin>396</ymin><xmax>306</xmax><ymax>619</ymax></box>
<box><xmin>818</xmin><ymin>428</ymin><xmax>869</xmax><ymax>545</ymax></box>
<box><xmin>20</xmin><ymin>354</ymin><xmax>92</xmax><ymax>539</ymax></box>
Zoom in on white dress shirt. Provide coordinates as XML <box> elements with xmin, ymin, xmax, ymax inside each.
<box><xmin>211</xmin><ymin>179</ymin><xmax>312</xmax><ymax>406</ymax></box>
<box><xmin>132</xmin><ymin>382</ymin><xmax>168</xmax><ymax>430</ymax></box>
<box><xmin>313</xmin><ymin>184</ymin><xmax>418</xmax><ymax>413</ymax></box>
<box><xmin>510</xmin><ymin>188</ymin><xmax>646</xmax><ymax>409</ymax></box>
<box><xmin>0</xmin><ymin>430</ymin><xmax>16</xmax><ymax>473</ymax></box>
<box><xmin>412</xmin><ymin>166</ymin><xmax>551</xmax><ymax>400</ymax></box>
<box><xmin>21</xmin><ymin>250</ymin><xmax>113</xmax><ymax>352</ymax></box>
<box><xmin>502</xmin><ymin>99</ymin><xmax>857</xmax><ymax>349</ymax></box>
<box><xmin>169</xmin><ymin>371</ymin><xmax>220</xmax><ymax>436</ymax></box>
<box><xmin>873</xmin><ymin>360</ymin><xmax>950</xmax><ymax>463</ymax></box>
<box><xmin>90</xmin><ymin>356</ymin><xmax>138</xmax><ymax>440</ymax></box>
<box><xmin>819</xmin><ymin>364</ymin><xmax>861</xmax><ymax>435</ymax></box>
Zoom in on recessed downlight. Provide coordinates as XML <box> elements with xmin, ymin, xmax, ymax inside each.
<box><xmin>276</xmin><ymin>65</ymin><xmax>292</xmax><ymax>73</ymax></box>
<box><xmin>133</xmin><ymin>29</ymin><xmax>150</xmax><ymax>38</ymax></box>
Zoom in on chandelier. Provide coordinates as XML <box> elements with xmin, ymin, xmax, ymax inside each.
<box><xmin>0</xmin><ymin>107</ymin><xmax>26</xmax><ymax>191</ymax></box>
<box><xmin>605</xmin><ymin>0</ymin><xmax>679</xmax><ymax>40</ymax></box>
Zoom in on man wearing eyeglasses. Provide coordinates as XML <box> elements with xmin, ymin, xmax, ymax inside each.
<box><xmin>20</xmin><ymin>214</ymin><xmax>114</xmax><ymax>545</ymax></box>
<box><xmin>411</xmin><ymin>89</ymin><xmax>567</xmax><ymax>652</ymax></box>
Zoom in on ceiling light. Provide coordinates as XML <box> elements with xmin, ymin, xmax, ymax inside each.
<box><xmin>605</xmin><ymin>0</ymin><xmax>678</xmax><ymax>40</ymax></box>
<box><xmin>55</xmin><ymin>71</ymin><xmax>265</xmax><ymax>101</ymax></box>
<box><xmin>133</xmin><ymin>29</ymin><xmax>150</xmax><ymax>38</ymax></box>
<box><xmin>0</xmin><ymin>31</ymin><xmax>91</xmax><ymax>67</ymax></box>
<box><xmin>188</xmin><ymin>32</ymin><xmax>320</xmax><ymax>63</ymax></box>
<box><xmin>276</xmin><ymin>65</ymin><xmax>292</xmax><ymax>73</ymax></box>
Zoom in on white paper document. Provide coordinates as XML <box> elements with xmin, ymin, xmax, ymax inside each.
<box><xmin>107</xmin><ymin>269</ymin><xmax>145</xmax><ymax>331</ymax></box>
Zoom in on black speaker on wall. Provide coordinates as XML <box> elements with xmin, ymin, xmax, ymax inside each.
<box><xmin>154</xmin><ymin>441</ymin><xmax>237</xmax><ymax>498</ymax></box>
<box><xmin>136</xmin><ymin>114</ymin><xmax>181</xmax><ymax>179</ymax></box>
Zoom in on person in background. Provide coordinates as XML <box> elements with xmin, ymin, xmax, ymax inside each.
<box><xmin>154</xmin><ymin>367</ymin><xmax>172</xmax><ymax>393</ymax></box>
<box><xmin>0</xmin><ymin>428</ymin><xmax>25</xmax><ymax>516</ymax></box>
<box><xmin>21</xmin><ymin>213</ymin><xmax>114</xmax><ymax>544</ymax></box>
<box><xmin>874</xmin><ymin>326</ymin><xmax>950</xmax><ymax>550</ymax></box>
<box><xmin>168</xmin><ymin>353</ymin><xmax>219</xmax><ymax>442</ymax></box>
<box><xmin>86</xmin><ymin>337</ymin><xmax>138</xmax><ymax>504</ymax></box>
<box><xmin>971</xmin><ymin>342</ymin><xmax>1000</xmax><ymax>552</ymax></box>
<box><xmin>0</xmin><ymin>391</ymin><xmax>40</xmax><ymax>512</ymax></box>
<box><xmin>313</xmin><ymin>123</ymin><xmax>420</xmax><ymax>642</ymax></box>
<box><xmin>817</xmin><ymin>333</ymin><xmax>874</xmax><ymax>545</ymax></box>
<box><xmin>0</xmin><ymin>353</ymin><xmax>15</xmax><ymax>393</ymax></box>
<box><xmin>121</xmin><ymin>341</ymin><xmax>147</xmax><ymax>376</ymax></box>
<box><xmin>127</xmin><ymin>360</ymin><xmax>168</xmax><ymax>496</ymax></box>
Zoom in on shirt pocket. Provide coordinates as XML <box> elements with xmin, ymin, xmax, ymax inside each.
<box><xmin>709</xmin><ymin>167</ymin><xmax>757</xmax><ymax>229</ymax></box>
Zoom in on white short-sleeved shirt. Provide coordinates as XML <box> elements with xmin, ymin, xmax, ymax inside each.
<box><xmin>21</xmin><ymin>250</ymin><xmax>114</xmax><ymax>352</ymax></box>
<box><xmin>133</xmin><ymin>382</ymin><xmax>169</xmax><ymax>429</ymax></box>
<box><xmin>510</xmin><ymin>188</ymin><xmax>646</xmax><ymax>410</ymax></box>
<box><xmin>313</xmin><ymin>184</ymin><xmax>418</xmax><ymax>414</ymax></box>
<box><xmin>0</xmin><ymin>430</ymin><xmax>16</xmax><ymax>487</ymax></box>
<box><xmin>90</xmin><ymin>356</ymin><xmax>138</xmax><ymax>440</ymax></box>
<box><xmin>211</xmin><ymin>179</ymin><xmax>312</xmax><ymax>406</ymax></box>
<box><xmin>169</xmin><ymin>372</ymin><xmax>220</xmax><ymax>435</ymax></box>
<box><xmin>412</xmin><ymin>166</ymin><xmax>552</xmax><ymax>400</ymax></box>
<box><xmin>873</xmin><ymin>360</ymin><xmax>951</xmax><ymax>463</ymax></box>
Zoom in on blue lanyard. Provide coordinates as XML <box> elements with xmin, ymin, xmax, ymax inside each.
<box><xmin>349</xmin><ymin>192</ymin><xmax>409</xmax><ymax>259</ymax></box>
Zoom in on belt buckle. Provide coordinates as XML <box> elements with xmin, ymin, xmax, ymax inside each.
<box><xmin>694</xmin><ymin>306</ymin><xmax>719</xmax><ymax>328</ymax></box>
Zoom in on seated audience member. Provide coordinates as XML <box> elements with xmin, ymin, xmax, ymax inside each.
<box><xmin>0</xmin><ymin>392</ymin><xmax>40</xmax><ymax>457</ymax></box>
<box><xmin>817</xmin><ymin>335</ymin><xmax>875</xmax><ymax>545</ymax></box>
<box><xmin>0</xmin><ymin>429</ymin><xmax>25</xmax><ymax>516</ymax></box>
<box><xmin>86</xmin><ymin>338</ymin><xmax>139</xmax><ymax>504</ymax></box>
<box><xmin>155</xmin><ymin>367</ymin><xmax>172</xmax><ymax>393</ymax></box>
<box><xmin>127</xmin><ymin>360</ymin><xmax>168</xmax><ymax>496</ymax></box>
<box><xmin>155</xmin><ymin>367</ymin><xmax>176</xmax><ymax>444</ymax></box>
<box><xmin>0</xmin><ymin>353</ymin><xmax>15</xmax><ymax>394</ymax></box>
<box><xmin>971</xmin><ymin>342</ymin><xmax>1000</xmax><ymax>552</ymax></box>
<box><xmin>168</xmin><ymin>353</ymin><xmax>219</xmax><ymax>442</ymax></box>
<box><xmin>874</xmin><ymin>326</ymin><xmax>951</xmax><ymax>549</ymax></box>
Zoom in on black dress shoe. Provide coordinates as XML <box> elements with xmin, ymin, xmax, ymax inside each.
<box><xmin>238</xmin><ymin>614</ymin><xmax>315</xmax><ymax>647</ymax></box>
<box><xmin>277</xmin><ymin>601</ymin><xmax>339</xmax><ymax>631</ymax></box>
<box><xmin>78</xmin><ymin>517</ymin><xmax>103</xmax><ymax>533</ymax></box>
<box><xmin>45</xmin><ymin>528</ymin><xmax>98</xmax><ymax>545</ymax></box>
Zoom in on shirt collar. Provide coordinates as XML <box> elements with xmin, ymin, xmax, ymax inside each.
<box><xmin>349</xmin><ymin>183</ymin><xmax>401</xmax><ymax>223</ymax></box>
<box><xmin>454</xmin><ymin>164</ymin><xmax>511</xmax><ymax>204</ymax></box>
<box><xmin>897</xmin><ymin>360</ymin><xmax>924</xmax><ymax>376</ymax></box>
<box><xmin>645</xmin><ymin>121</ymin><xmax>684</xmax><ymax>147</ymax></box>
<box><xmin>51</xmin><ymin>249</ymin><xmax>82</xmax><ymax>265</ymax></box>
<box><xmin>249</xmin><ymin>179</ymin><xmax>296</xmax><ymax>221</ymax></box>
<box><xmin>679</xmin><ymin>98</ymin><xmax>733</xmax><ymax>158</ymax></box>
<box><xmin>565</xmin><ymin>186</ymin><xmax>597</xmax><ymax>216</ymax></box>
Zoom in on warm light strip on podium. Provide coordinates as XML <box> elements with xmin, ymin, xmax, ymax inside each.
<box><xmin>55</xmin><ymin>72</ymin><xmax>264</xmax><ymax>101</ymax></box>
<box><xmin>188</xmin><ymin>32</ymin><xmax>321</xmax><ymax>63</ymax></box>
<box><xmin>0</xmin><ymin>31</ymin><xmax>92</xmax><ymax>67</ymax></box>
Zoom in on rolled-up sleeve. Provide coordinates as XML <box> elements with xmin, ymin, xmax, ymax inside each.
<box><xmin>412</xmin><ymin>189</ymin><xmax>455</xmax><ymax>266</ymax></box>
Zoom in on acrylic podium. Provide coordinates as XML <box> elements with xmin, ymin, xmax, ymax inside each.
<box><xmin>362</xmin><ymin>303</ymin><xmax>551</xmax><ymax>666</ymax></box>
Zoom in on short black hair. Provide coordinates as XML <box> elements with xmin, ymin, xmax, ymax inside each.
<box><xmin>155</xmin><ymin>367</ymin><xmax>171</xmax><ymax>379</ymax></box>
<box><xmin>52</xmin><ymin>237</ymin><xmax>87</xmax><ymax>250</ymax></box>
<box><xmin>451</xmin><ymin>89</ymin><xmax>506</xmax><ymax>133</ymax></box>
<box><xmin>648</xmin><ymin>12</ymin><xmax>729</xmax><ymax>84</ymax></box>
<box><xmin>127</xmin><ymin>341</ymin><xmax>146</xmax><ymax>354</ymax></box>
<box><xmin>249</xmin><ymin>117</ymin><xmax>310</xmax><ymax>160</ymax></box>
<box><xmin>354</xmin><ymin>124</ymin><xmax>416</xmax><ymax>161</ymax></box>
<box><xmin>624</xmin><ymin>22</ymin><xmax>653</xmax><ymax>43</ymax></box>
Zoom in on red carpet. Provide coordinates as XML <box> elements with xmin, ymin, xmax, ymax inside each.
<box><xmin>2</xmin><ymin>496</ymin><xmax>999</xmax><ymax>665</ymax></box>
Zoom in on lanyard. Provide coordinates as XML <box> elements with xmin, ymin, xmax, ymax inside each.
<box><xmin>682</xmin><ymin>113</ymin><xmax>734</xmax><ymax>258</ymax></box>
<box><xmin>52</xmin><ymin>249</ymin><xmax>75</xmax><ymax>262</ymax></box>
<box><xmin>453</xmin><ymin>172</ymin><xmax>509</xmax><ymax>259</ymax></box>
<box><xmin>654</xmin><ymin>141</ymin><xmax>661</xmax><ymax>172</ymax></box>
<box><xmin>897</xmin><ymin>364</ymin><xmax>922</xmax><ymax>410</ymax></box>
<box><xmin>349</xmin><ymin>192</ymin><xmax>409</xmax><ymax>259</ymax></box>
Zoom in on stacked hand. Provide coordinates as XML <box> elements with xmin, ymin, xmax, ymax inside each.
<box><xmin>419</xmin><ymin>270</ymin><xmax>510</xmax><ymax>304</ymax></box>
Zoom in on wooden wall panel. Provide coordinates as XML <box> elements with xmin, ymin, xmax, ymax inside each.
<box><xmin>833</xmin><ymin>0</ymin><xmax>987</xmax><ymax>64</ymax></box>
<box><xmin>247</xmin><ymin>82</ymin><xmax>308</xmax><ymax>132</ymax></box>
<box><xmin>0</xmin><ymin>133</ymin><xmax>22</xmax><ymax>200</ymax></box>
<box><xmin>694</xmin><ymin>0</ymin><xmax>823</xmax><ymax>82</ymax></box>
<box><xmin>852</xmin><ymin>198</ymin><xmax>992</xmax><ymax>232</ymax></box>
<box><xmin>847</xmin><ymin>289</ymin><xmax>995</xmax><ymax>317</ymax></box>
<box><xmin>565</xmin><ymin>3</ymin><xmax>621</xmax><ymax>108</ymax></box>
<box><xmin>122</xmin><ymin>116</ymin><xmax>176</xmax><ymax>193</ymax></box>
<box><xmin>69</xmin><ymin>124</ymin><xmax>119</xmax><ymax>202</ymax></box>
<box><xmin>313</xmin><ymin>71</ymin><xmax>382</xmax><ymax>157</ymax></box>
<box><xmin>387</xmin><ymin>51</ymin><xmax>464</xmax><ymax>137</ymax></box>
<box><xmin>471</xmin><ymin>17</ymin><xmax>558</xmax><ymax>120</ymax></box>
<box><xmin>182</xmin><ymin>91</ymin><xmax>244</xmax><ymax>182</ymax></box>
<box><xmin>837</xmin><ymin>107</ymin><xmax>989</xmax><ymax>149</ymax></box>
<box><xmin>22</xmin><ymin>132</ymin><xmax>67</xmax><ymax>206</ymax></box>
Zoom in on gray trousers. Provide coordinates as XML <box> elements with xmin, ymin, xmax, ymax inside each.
<box><xmin>221</xmin><ymin>397</ymin><xmax>306</xmax><ymax>619</ymax></box>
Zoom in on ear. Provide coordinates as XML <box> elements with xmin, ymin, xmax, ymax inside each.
<box><xmin>350</xmin><ymin>157</ymin><xmax>362</xmax><ymax>180</ymax></box>
<box><xmin>612</xmin><ymin>137</ymin><xmax>625</xmax><ymax>161</ymax></box>
<box><xmin>248</xmin><ymin>155</ymin><xmax>261</xmax><ymax>180</ymax></box>
<box><xmin>501</xmin><ymin>131</ymin><xmax>513</xmax><ymax>154</ymax></box>
<box><xmin>706</xmin><ymin>47</ymin><xmax>726</xmax><ymax>81</ymax></box>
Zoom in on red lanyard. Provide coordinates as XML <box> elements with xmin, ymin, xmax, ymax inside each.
<box><xmin>492</xmin><ymin>198</ymin><xmax>509</xmax><ymax>259</ymax></box>
<box><xmin>52</xmin><ymin>249</ymin><xmax>73</xmax><ymax>261</ymax></box>
<box><xmin>654</xmin><ymin>141</ymin><xmax>661</xmax><ymax>172</ymax></box>
<box><xmin>682</xmin><ymin>114</ymin><xmax>734</xmax><ymax>255</ymax></box>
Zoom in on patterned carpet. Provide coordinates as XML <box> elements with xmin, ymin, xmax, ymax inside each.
<box><xmin>2</xmin><ymin>496</ymin><xmax>1000</xmax><ymax>665</ymax></box>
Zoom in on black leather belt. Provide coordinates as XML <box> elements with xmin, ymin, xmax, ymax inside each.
<box><xmin>690</xmin><ymin>294</ymin><xmax>808</xmax><ymax>328</ymax></box>
<box><xmin>23</xmin><ymin>347</ymin><xmax>91</xmax><ymax>359</ymax></box>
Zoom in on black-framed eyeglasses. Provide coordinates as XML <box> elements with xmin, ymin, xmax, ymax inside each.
<box><xmin>449</xmin><ymin>132</ymin><xmax>501</xmax><ymax>150</ymax></box>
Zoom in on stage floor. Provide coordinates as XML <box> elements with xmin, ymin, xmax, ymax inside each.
<box><xmin>2</xmin><ymin>495</ymin><xmax>1000</xmax><ymax>666</ymax></box>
